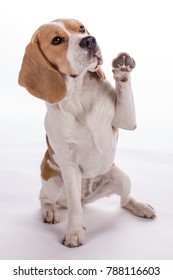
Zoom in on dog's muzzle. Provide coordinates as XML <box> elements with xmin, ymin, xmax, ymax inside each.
<box><xmin>79</xmin><ymin>36</ymin><xmax>103</xmax><ymax>65</ymax></box>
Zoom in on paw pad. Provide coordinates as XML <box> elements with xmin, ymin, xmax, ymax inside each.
<box><xmin>112</xmin><ymin>53</ymin><xmax>136</xmax><ymax>72</ymax></box>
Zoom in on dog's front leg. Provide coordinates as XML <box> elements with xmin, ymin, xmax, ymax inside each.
<box><xmin>61</xmin><ymin>164</ymin><xmax>85</xmax><ymax>247</ymax></box>
<box><xmin>112</xmin><ymin>52</ymin><xmax>137</xmax><ymax>130</ymax></box>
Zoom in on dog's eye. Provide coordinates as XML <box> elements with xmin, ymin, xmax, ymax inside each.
<box><xmin>79</xmin><ymin>25</ymin><xmax>86</xmax><ymax>33</ymax></box>
<box><xmin>51</xmin><ymin>36</ymin><xmax>64</xmax><ymax>45</ymax></box>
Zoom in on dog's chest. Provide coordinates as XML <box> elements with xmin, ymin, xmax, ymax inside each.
<box><xmin>45</xmin><ymin>85</ymin><xmax>117</xmax><ymax>177</ymax></box>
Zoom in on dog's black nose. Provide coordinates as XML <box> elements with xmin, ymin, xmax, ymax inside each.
<box><xmin>79</xmin><ymin>36</ymin><xmax>97</xmax><ymax>49</ymax></box>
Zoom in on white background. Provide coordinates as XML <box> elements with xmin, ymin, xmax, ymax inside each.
<box><xmin>0</xmin><ymin>0</ymin><xmax>173</xmax><ymax>260</ymax></box>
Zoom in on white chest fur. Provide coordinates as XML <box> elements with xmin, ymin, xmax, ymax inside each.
<box><xmin>45</xmin><ymin>76</ymin><xmax>118</xmax><ymax>178</ymax></box>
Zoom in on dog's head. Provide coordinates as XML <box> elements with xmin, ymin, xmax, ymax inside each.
<box><xmin>18</xmin><ymin>19</ymin><xmax>104</xmax><ymax>104</ymax></box>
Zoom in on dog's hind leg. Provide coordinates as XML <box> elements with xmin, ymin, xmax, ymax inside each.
<box><xmin>39</xmin><ymin>150</ymin><xmax>67</xmax><ymax>224</ymax></box>
<box><xmin>40</xmin><ymin>176</ymin><xmax>67</xmax><ymax>223</ymax></box>
<box><xmin>82</xmin><ymin>164</ymin><xmax>156</xmax><ymax>219</ymax></box>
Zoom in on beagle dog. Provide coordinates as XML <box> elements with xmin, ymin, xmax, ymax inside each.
<box><xmin>18</xmin><ymin>18</ymin><xmax>156</xmax><ymax>247</ymax></box>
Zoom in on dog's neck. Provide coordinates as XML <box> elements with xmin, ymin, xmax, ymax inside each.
<box><xmin>65</xmin><ymin>71</ymin><xmax>93</xmax><ymax>99</ymax></box>
<box><xmin>66</xmin><ymin>74</ymin><xmax>85</xmax><ymax>93</ymax></box>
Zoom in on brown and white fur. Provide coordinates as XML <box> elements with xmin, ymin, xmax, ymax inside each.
<box><xmin>18</xmin><ymin>18</ymin><xmax>156</xmax><ymax>247</ymax></box>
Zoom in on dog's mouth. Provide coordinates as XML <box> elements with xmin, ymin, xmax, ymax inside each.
<box><xmin>70</xmin><ymin>74</ymin><xmax>79</xmax><ymax>78</ymax></box>
<box><xmin>93</xmin><ymin>49</ymin><xmax>103</xmax><ymax>66</ymax></box>
<box><xmin>70</xmin><ymin>44</ymin><xmax>103</xmax><ymax>78</ymax></box>
<box><xmin>70</xmin><ymin>51</ymin><xmax>103</xmax><ymax>78</ymax></box>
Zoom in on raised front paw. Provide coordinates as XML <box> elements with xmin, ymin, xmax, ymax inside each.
<box><xmin>62</xmin><ymin>227</ymin><xmax>85</xmax><ymax>247</ymax></box>
<box><xmin>112</xmin><ymin>53</ymin><xmax>136</xmax><ymax>82</ymax></box>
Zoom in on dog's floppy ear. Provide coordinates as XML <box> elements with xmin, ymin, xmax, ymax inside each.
<box><xmin>18</xmin><ymin>41</ymin><xmax>66</xmax><ymax>104</ymax></box>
